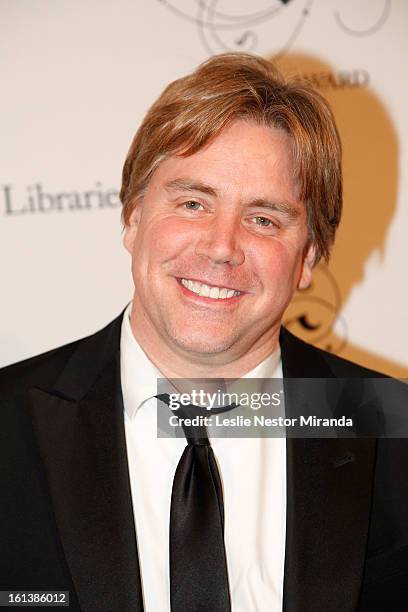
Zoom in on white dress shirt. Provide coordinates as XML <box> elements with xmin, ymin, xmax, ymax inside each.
<box><xmin>121</xmin><ymin>302</ymin><xmax>286</xmax><ymax>611</ymax></box>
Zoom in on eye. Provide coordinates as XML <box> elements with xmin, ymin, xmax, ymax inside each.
<box><xmin>183</xmin><ymin>200</ymin><xmax>203</xmax><ymax>211</ymax></box>
<box><xmin>252</xmin><ymin>216</ymin><xmax>274</xmax><ymax>227</ymax></box>
<box><xmin>246</xmin><ymin>215</ymin><xmax>280</xmax><ymax>234</ymax></box>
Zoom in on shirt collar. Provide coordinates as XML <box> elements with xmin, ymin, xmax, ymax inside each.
<box><xmin>120</xmin><ymin>302</ymin><xmax>162</xmax><ymax>420</ymax></box>
<box><xmin>120</xmin><ymin>302</ymin><xmax>282</xmax><ymax>419</ymax></box>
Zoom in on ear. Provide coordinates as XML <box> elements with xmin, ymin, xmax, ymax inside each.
<box><xmin>297</xmin><ymin>241</ymin><xmax>316</xmax><ymax>290</ymax></box>
<box><xmin>123</xmin><ymin>200</ymin><xmax>142</xmax><ymax>254</ymax></box>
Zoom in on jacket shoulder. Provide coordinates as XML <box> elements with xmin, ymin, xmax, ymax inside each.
<box><xmin>0</xmin><ymin>311</ymin><xmax>124</xmax><ymax>397</ymax></box>
<box><xmin>0</xmin><ymin>339</ymin><xmax>82</xmax><ymax>396</ymax></box>
<box><xmin>280</xmin><ymin>327</ymin><xmax>386</xmax><ymax>378</ymax></box>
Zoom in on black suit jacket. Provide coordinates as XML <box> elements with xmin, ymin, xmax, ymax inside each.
<box><xmin>1</xmin><ymin>312</ymin><xmax>407</xmax><ymax>611</ymax></box>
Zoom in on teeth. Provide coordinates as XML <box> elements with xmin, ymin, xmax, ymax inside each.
<box><xmin>181</xmin><ymin>279</ymin><xmax>241</xmax><ymax>299</ymax></box>
<box><xmin>200</xmin><ymin>284</ymin><xmax>210</xmax><ymax>297</ymax></box>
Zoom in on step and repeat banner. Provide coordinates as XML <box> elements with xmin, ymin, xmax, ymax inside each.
<box><xmin>1</xmin><ymin>0</ymin><xmax>407</xmax><ymax>375</ymax></box>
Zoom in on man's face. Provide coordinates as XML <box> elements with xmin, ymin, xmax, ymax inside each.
<box><xmin>124</xmin><ymin>120</ymin><xmax>315</xmax><ymax>362</ymax></box>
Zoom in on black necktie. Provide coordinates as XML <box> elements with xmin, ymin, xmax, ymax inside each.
<box><xmin>159</xmin><ymin>397</ymin><xmax>232</xmax><ymax>611</ymax></box>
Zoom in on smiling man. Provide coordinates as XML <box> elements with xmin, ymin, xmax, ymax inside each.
<box><xmin>123</xmin><ymin>120</ymin><xmax>314</xmax><ymax>376</ymax></box>
<box><xmin>1</xmin><ymin>54</ymin><xmax>407</xmax><ymax>612</ymax></box>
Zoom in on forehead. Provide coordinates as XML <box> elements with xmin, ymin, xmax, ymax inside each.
<box><xmin>147</xmin><ymin>120</ymin><xmax>299</xmax><ymax>201</ymax></box>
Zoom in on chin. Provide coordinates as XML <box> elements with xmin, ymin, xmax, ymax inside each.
<box><xmin>168</xmin><ymin>328</ymin><xmax>234</xmax><ymax>356</ymax></box>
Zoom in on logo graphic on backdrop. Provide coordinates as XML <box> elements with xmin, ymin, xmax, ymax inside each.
<box><xmin>157</xmin><ymin>0</ymin><xmax>313</xmax><ymax>55</ymax></box>
<box><xmin>283</xmin><ymin>265</ymin><xmax>347</xmax><ymax>353</ymax></box>
<box><xmin>335</xmin><ymin>0</ymin><xmax>391</xmax><ymax>37</ymax></box>
<box><xmin>1</xmin><ymin>183</ymin><xmax>120</xmax><ymax>215</ymax></box>
<box><xmin>156</xmin><ymin>0</ymin><xmax>392</xmax><ymax>54</ymax></box>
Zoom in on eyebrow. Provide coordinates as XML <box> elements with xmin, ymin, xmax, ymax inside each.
<box><xmin>246</xmin><ymin>198</ymin><xmax>301</xmax><ymax>220</ymax></box>
<box><xmin>164</xmin><ymin>178</ymin><xmax>218</xmax><ymax>197</ymax></box>
<box><xmin>163</xmin><ymin>178</ymin><xmax>301</xmax><ymax>220</ymax></box>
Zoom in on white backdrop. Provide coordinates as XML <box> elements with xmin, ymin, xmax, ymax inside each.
<box><xmin>1</xmin><ymin>0</ymin><xmax>407</xmax><ymax>376</ymax></box>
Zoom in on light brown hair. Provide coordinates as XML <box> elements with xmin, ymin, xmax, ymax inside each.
<box><xmin>120</xmin><ymin>53</ymin><xmax>342</xmax><ymax>262</ymax></box>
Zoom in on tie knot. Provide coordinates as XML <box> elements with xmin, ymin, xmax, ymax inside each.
<box><xmin>176</xmin><ymin>403</ymin><xmax>210</xmax><ymax>445</ymax></box>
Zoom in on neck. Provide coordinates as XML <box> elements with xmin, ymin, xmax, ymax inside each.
<box><xmin>128</xmin><ymin>301</ymin><xmax>281</xmax><ymax>379</ymax></box>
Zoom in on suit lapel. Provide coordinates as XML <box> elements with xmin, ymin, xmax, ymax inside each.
<box><xmin>29</xmin><ymin>316</ymin><xmax>144</xmax><ymax>612</ymax></box>
<box><xmin>280</xmin><ymin>329</ymin><xmax>377</xmax><ymax>612</ymax></box>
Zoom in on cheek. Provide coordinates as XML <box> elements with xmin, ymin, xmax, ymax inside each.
<box><xmin>247</xmin><ymin>240</ymin><xmax>303</xmax><ymax>289</ymax></box>
<box><xmin>136</xmin><ymin>217</ymin><xmax>194</xmax><ymax>264</ymax></box>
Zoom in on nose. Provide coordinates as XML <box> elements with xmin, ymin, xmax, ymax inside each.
<box><xmin>194</xmin><ymin>215</ymin><xmax>245</xmax><ymax>266</ymax></box>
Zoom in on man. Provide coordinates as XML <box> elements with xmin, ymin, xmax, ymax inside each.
<box><xmin>1</xmin><ymin>53</ymin><xmax>407</xmax><ymax>611</ymax></box>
